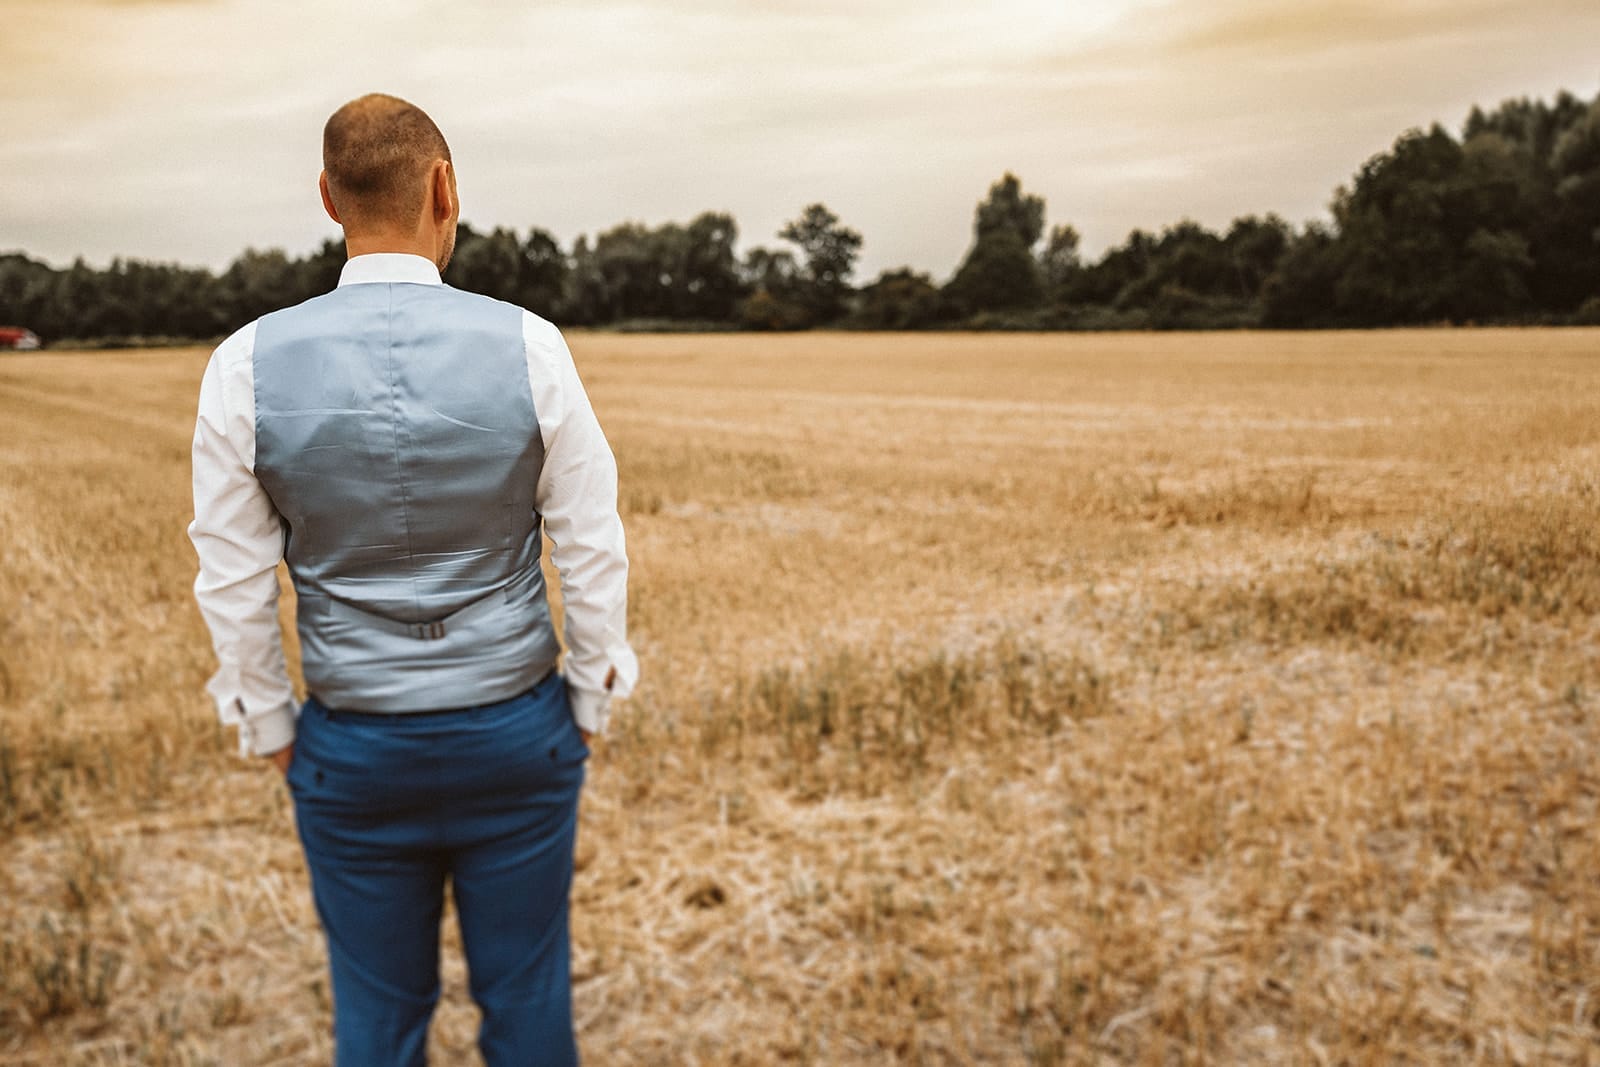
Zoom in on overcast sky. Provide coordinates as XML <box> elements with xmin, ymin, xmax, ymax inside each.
<box><xmin>4</xmin><ymin>0</ymin><xmax>1598</xmax><ymax>280</ymax></box>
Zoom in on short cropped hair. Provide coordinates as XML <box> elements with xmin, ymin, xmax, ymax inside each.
<box><xmin>322</xmin><ymin>93</ymin><xmax>451</xmax><ymax>230</ymax></box>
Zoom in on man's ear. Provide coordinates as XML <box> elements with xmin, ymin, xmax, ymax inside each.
<box><xmin>318</xmin><ymin>171</ymin><xmax>342</xmax><ymax>225</ymax></box>
<box><xmin>431</xmin><ymin>160</ymin><xmax>455</xmax><ymax>224</ymax></box>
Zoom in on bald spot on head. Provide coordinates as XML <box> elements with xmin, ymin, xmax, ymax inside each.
<box><xmin>322</xmin><ymin>93</ymin><xmax>451</xmax><ymax>232</ymax></box>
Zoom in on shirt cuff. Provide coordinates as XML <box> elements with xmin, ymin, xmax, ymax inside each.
<box><xmin>237</xmin><ymin>704</ymin><xmax>298</xmax><ymax>758</ymax></box>
<box><xmin>567</xmin><ymin>684</ymin><xmax>611</xmax><ymax>736</ymax></box>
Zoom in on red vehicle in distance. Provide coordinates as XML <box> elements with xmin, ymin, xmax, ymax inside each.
<box><xmin>0</xmin><ymin>327</ymin><xmax>41</xmax><ymax>350</ymax></box>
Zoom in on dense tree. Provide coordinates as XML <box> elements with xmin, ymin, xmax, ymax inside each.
<box><xmin>299</xmin><ymin>239</ymin><xmax>346</xmax><ymax>297</ymax></box>
<box><xmin>0</xmin><ymin>254</ymin><xmax>72</xmax><ymax>340</ymax></box>
<box><xmin>678</xmin><ymin>212</ymin><xmax>744</xmax><ymax>320</ymax></box>
<box><xmin>1547</xmin><ymin>97</ymin><xmax>1600</xmax><ymax>309</ymax></box>
<box><xmin>850</xmin><ymin>268</ymin><xmax>942</xmax><ymax>329</ymax></box>
<box><xmin>447</xmin><ymin>224</ymin><xmax>570</xmax><ymax>316</ymax></box>
<box><xmin>1465</xmin><ymin>93</ymin><xmax>1590</xmax><ymax>165</ymax></box>
<box><xmin>518</xmin><ymin>227</ymin><xmax>570</xmax><ymax>317</ymax></box>
<box><xmin>739</xmin><ymin>246</ymin><xmax>801</xmax><ymax>296</ymax></box>
<box><xmin>975</xmin><ymin>172</ymin><xmax>1046</xmax><ymax>248</ymax></box>
<box><xmin>1222</xmin><ymin>216</ymin><xmax>1293</xmax><ymax>299</ymax></box>
<box><xmin>1058</xmin><ymin>229</ymin><xmax>1153</xmax><ymax>308</ymax></box>
<box><xmin>563</xmin><ymin>234</ymin><xmax>607</xmax><ymax>325</ymax></box>
<box><xmin>738</xmin><ymin>288</ymin><xmax>813</xmax><ymax>331</ymax></box>
<box><xmin>1039</xmin><ymin>224</ymin><xmax>1082</xmax><ymax>294</ymax></box>
<box><xmin>562</xmin><ymin>213</ymin><xmax>744</xmax><ymax>324</ymax></box>
<box><xmin>735</xmin><ymin>246</ymin><xmax>808</xmax><ymax>330</ymax></box>
<box><xmin>1260</xmin><ymin>225</ymin><xmax>1343</xmax><ymax>328</ymax></box>
<box><xmin>777</xmin><ymin>204</ymin><xmax>862</xmax><ymax>323</ymax></box>
<box><xmin>944</xmin><ymin>172</ymin><xmax>1048</xmax><ymax>314</ymax></box>
<box><xmin>590</xmin><ymin>222</ymin><xmax>673</xmax><ymax>320</ymax></box>
<box><xmin>1066</xmin><ymin>216</ymin><xmax>1291</xmax><ymax>327</ymax></box>
<box><xmin>943</xmin><ymin>229</ymin><xmax>1042</xmax><ymax>314</ymax></box>
<box><xmin>448</xmin><ymin>224</ymin><xmax>526</xmax><ymax>305</ymax></box>
<box><xmin>1331</xmin><ymin>125</ymin><xmax>1537</xmax><ymax>322</ymax></box>
<box><xmin>1259</xmin><ymin>93</ymin><xmax>1600</xmax><ymax>326</ymax></box>
<box><xmin>220</xmin><ymin>248</ymin><xmax>302</xmax><ymax>325</ymax></box>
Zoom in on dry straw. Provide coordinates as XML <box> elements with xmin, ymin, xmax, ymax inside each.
<box><xmin>2</xmin><ymin>328</ymin><xmax>1598</xmax><ymax>1063</ymax></box>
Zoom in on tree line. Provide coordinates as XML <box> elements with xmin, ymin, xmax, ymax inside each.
<box><xmin>3</xmin><ymin>87</ymin><xmax>1598</xmax><ymax>344</ymax></box>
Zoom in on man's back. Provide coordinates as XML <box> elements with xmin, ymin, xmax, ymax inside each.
<box><xmin>250</xmin><ymin>270</ymin><xmax>560</xmax><ymax>711</ymax></box>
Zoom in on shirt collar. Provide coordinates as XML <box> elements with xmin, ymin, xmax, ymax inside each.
<box><xmin>337</xmin><ymin>253</ymin><xmax>444</xmax><ymax>288</ymax></box>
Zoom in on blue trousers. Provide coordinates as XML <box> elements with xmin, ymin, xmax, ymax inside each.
<box><xmin>286</xmin><ymin>672</ymin><xmax>588</xmax><ymax>1066</ymax></box>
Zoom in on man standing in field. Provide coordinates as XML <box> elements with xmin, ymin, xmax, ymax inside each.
<box><xmin>187</xmin><ymin>93</ymin><xmax>636</xmax><ymax>1066</ymax></box>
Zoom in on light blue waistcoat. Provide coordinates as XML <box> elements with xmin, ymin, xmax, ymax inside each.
<box><xmin>252</xmin><ymin>282</ymin><xmax>560</xmax><ymax>712</ymax></box>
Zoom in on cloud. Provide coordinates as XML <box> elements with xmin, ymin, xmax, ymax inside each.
<box><xmin>2</xmin><ymin>0</ymin><xmax>1597</xmax><ymax>278</ymax></box>
<box><xmin>1157</xmin><ymin>0</ymin><xmax>1600</xmax><ymax>56</ymax></box>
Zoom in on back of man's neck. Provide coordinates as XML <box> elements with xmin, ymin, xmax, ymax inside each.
<box><xmin>344</xmin><ymin>233</ymin><xmax>439</xmax><ymax>267</ymax></box>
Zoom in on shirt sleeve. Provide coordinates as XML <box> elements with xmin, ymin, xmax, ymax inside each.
<box><xmin>524</xmin><ymin>313</ymin><xmax>639</xmax><ymax>735</ymax></box>
<box><xmin>187</xmin><ymin>323</ymin><xmax>298</xmax><ymax>757</ymax></box>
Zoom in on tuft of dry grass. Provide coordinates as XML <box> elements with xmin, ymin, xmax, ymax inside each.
<box><xmin>721</xmin><ymin>635</ymin><xmax>1114</xmax><ymax>795</ymax></box>
<box><xmin>1153</xmin><ymin>477</ymin><xmax>1600</xmax><ymax>660</ymax></box>
<box><xmin>2</xmin><ymin>329</ymin><xmax>1599</xmax><ymax>1064</ymax></box>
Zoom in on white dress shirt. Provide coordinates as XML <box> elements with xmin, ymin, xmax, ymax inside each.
<box><xmin>188</xmin><ymin>252</ymin><xmax>638</xmax><ymax>757</ymax></box>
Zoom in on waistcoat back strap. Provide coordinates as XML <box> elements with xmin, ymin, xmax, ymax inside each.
<box><xmin>319</xmin><ymin>583</ymin><xmax>516</xmax><ymax>641</ymax></box>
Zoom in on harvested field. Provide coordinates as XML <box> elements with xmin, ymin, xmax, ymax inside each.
<box><xmin>2</xmin><ymin>328</ymin><xmax>1599</xmax><ymax>1064</ymax></box>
